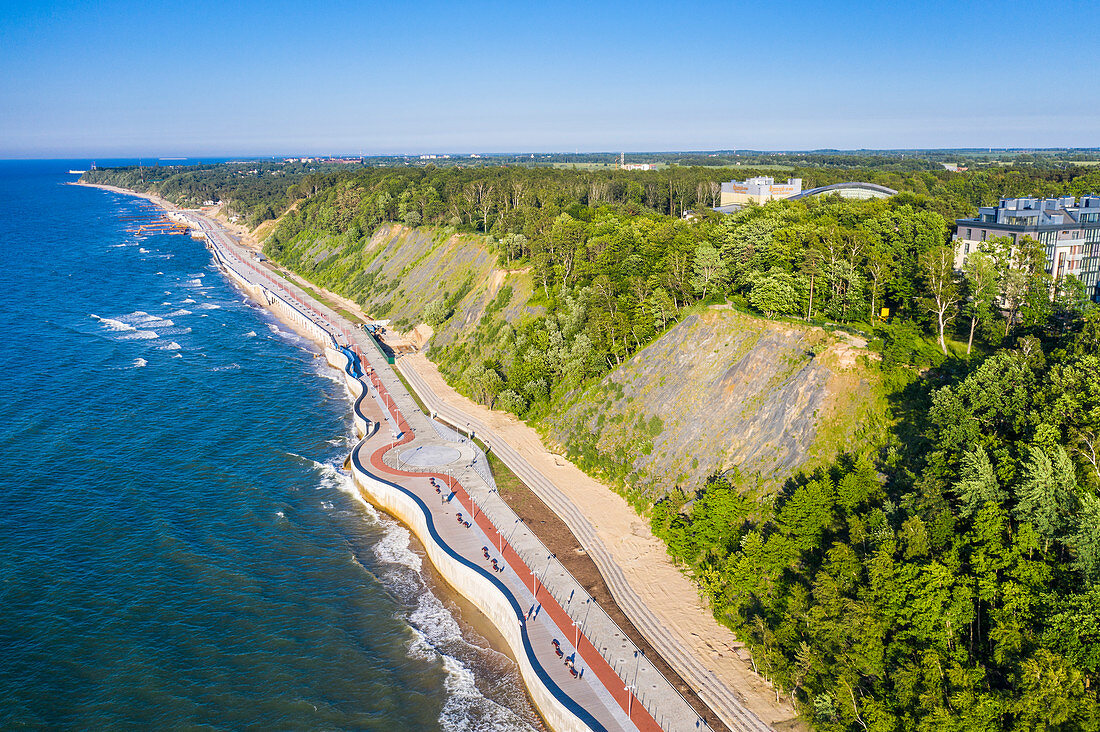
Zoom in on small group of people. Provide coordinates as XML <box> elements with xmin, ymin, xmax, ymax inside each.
<box><xmin>481</xmin><ymin>546</ymin><xmax>505</xmax><ymax>573</ymax></box>
<box><xmin>551</xmin><ymin>640</ymin><xmax>582</xmax><ymax>678</ymax></box>
<box><xmin>455</xmin><ymin>512</ymin><xmax>471</xmax><ymax>529</ymax></box>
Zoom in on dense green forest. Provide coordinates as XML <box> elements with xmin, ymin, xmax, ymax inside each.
<box><xmin>651</xmin><ymin>314</ymin><xmax>1100</xmax><ymax>730</ymax></box>
<box><xmin>90</xmin><ymin>157</ymin><xmax>1100</xmax><ymax>729</ymax></box>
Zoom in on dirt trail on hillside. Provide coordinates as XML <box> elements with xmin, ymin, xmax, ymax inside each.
<box><xmin>402</xmin><ymin>352</ymin><xmax>801</xmax><ymax>729</ymax></box>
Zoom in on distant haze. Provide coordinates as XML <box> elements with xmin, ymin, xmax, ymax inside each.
<box><xmin>2</xmin><ymin>0</ymin><xmax>1098</xmax><ymax>157</ymax></box>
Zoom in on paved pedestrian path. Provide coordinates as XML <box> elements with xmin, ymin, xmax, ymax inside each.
<box><xmin>188</xmin><ymin>212</ymin><xmax>717</xmax><ymax>731</ymax></box>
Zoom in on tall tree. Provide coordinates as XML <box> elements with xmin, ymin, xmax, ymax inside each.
<box><xmin>691</xmin><ymin>243</ymin><xmax>728</xmax><ymax>301</ymax></box>
<box><xmin>920</xmin><ymin>244</ymin><xmax>960</xmax><ymax>354</ymax></box>
<box><xmin>962</xmin><ymin>248</ymin><xmax>999</xmax><ymax>354</ymax></box>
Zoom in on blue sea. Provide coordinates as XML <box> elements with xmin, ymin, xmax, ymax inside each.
<box><xmin>0</xmin><ymin>161</ymin><xmax>538</xmax><ymax>731</ymax></box>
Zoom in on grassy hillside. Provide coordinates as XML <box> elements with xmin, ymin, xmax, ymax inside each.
<box><xmin>265</xmin><ymin>223</ymin><xmax>537</xmax><ymax>348</ymax></box>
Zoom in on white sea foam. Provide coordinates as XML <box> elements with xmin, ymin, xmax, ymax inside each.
<box><xmin>244</xmin><ymin>330</ymin><xmax>257</xmax><ymax>338</ymax></box>
<box><xmin>166</xmin><ymin>309</ymin><xmax>192</xmax><ymax>317</ymax></box>
<box><xmin>211</xmin><ymin>363</ymin><xmax>240</xmax><ymax>371</ymax></box>
<box><xmin>402</xmin><ymin>559</ymin><xmax>532</xmax><ymax>731</ymax></box>
<box><xmin>127</xmin><ymin>330</ymin><xmax>159</xmax><ymax>340</ymax></box>
<box><xmin>90</xmin><ymin>314</ymin><xmax>136</xmax><ymax>332</ymax></box>
<box><xmin>182</xmin><ymin>298</ymin><xmax>197</xmax><ymax>304</ymax></box>
<box><xmin>139</xmin><ymin>247</ymin><xmax>149</xmax><ymax>253</ymax></box>
<box><xmin>131</xmin><ymin>358</ymin><xmax>147</xmax><ymax>368</ymax></box>
<box><xmin>160</xmin><ymin>341</ymin><xmax>181</xmax><ymax>351</ymax></box>
<box><xmin>197</xmin><ymin>302</ymin><xmax>221</xmax><ymax>310</ymax></box>
<box><xmin>291</xmin><ymin>451</ymin><xmax>531</xmax><ymax>730</ymax></box>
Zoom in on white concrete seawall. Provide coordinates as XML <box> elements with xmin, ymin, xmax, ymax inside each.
<box><xmin>194</xmin><ymin>219</ymin><xmax>629</xmax><ymax>730</ymax></box>
<box><xmin>325</xmin><ymin>347</ymin><xmax>597</xmax><ymax>732</ymax></box>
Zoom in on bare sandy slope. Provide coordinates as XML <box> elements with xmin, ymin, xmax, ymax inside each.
<box><xmin>402</xmin><ymin>352</ymin><xmax>801</xmax><ymax>729</ymax></box>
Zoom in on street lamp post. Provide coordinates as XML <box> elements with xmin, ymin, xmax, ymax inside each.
<box><xmin>538</xmin><ymin>553</ymin><xmax>554</xmax><ymax>598</ymax></box>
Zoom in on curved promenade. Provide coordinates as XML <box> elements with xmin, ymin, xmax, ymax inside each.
<box><xmin>397</xmin><ymin>362</ymin><xmax>774</xmax><ymax>732</ymax></box>
<box><xmin>178</xmin><ymin>208</ymin><xmax>715</xmax><ymax>731</ymax></box>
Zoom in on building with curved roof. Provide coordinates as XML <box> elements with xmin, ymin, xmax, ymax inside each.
<box><xmin>788</xmin><ymin>182</ymin><xmax>897</xmax><ymax>201</ymax></box>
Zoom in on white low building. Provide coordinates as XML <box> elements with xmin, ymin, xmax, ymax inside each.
<box><xmin>719</xmin><ymin>176</ymin><xmax>802</xmax><ymax>206</ymax></box>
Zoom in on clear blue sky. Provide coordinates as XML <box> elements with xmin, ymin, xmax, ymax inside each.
<box><xmin>2</xmin><ymin>0</ymin><xmax>1098</xmax><ymax>157</ymax></box>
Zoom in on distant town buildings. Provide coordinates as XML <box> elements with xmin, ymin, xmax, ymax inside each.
<box><xmin>953</xmin><ymin>195</ymin><xmax>1100</xmax><ymax>300</ymax></box>
<box><xmin>283</xmin><ymin>157</ymin><xmax>363</xmax><ymax>164</ymax></box>
<box><xmin>720</xmin><ymin>176</ymin><xmax>803</xmax><ymax>207</ymax></box>
<box><xmin>620</xmin><ymin>162</ymin><xmax>657</xmax><ymax>171</ymax></box>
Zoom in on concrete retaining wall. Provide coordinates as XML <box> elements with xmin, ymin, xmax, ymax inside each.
<box><xmin>325</xmin><ymin>348</ymin><xmax>595</xmax><ymax>732</ymax></box>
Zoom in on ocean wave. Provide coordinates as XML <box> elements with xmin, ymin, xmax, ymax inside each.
<box><xmin>197</xmin><ymin>303</ymin><xmax>221</xmax><ymax>310</ymax></box>
<box><xmin>211</xmin><ymin>363</ymin><xmax>240</xmax><ymax>371</ymax></box>
<box><xmin>402</xmin><ymin>557</ymin><xmax>533</xmax><ymax>732</ymax></box>
<box><xmin>244</xmin><ymin>330</ymin><xmax>257</xmax><ymax>338</ymax></box>
<box><xmin>139</xmin><ymin>247</ymin><xmax>149</xmax><ymax>253</ymax></box>
<box><xmin>90</xmin><ymin>313</ymin><xmax>136</xmax><ymax>332</ymax></box>
<box><xmin>439</xmin><ymin>654</ymin><xmax>534</xmax><ymax>732</ymax></box>
<box><xmin>131</xmin><ymin>357</ymin><xmax>147</xmax><ymax>368</ymax></box>
<box><xmin>160</xmin><ymin>341</ymin><xmax>181</xmax><ymax>351</ymax></box>
<box><xmin>182</xmin><ymin>298</ymin><xmax>197</xmax><ymax>304</ymax></box>
<box><xmin>292</xmin><ymin>451</ymin><xmax>533</xmax><ymax>730</ymax></box>
<box><xmin>166</xmin><ymin>309</ymin><xmax>192</xmax><ymax>317</ymax></box>
<box><xmin>126</xmin><ymin>330</ymin><xmax>159</xmax><ymax>340</ymax></box>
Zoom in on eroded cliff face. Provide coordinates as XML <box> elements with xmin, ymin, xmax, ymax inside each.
<box><xmin>542</xmin><ymin>308</ymin><xmax>883</xmax><ymax>496</ymax></box>
<box><xmin>274</xmin><ymin>223</ymin><xmax>535</xmax><ymax>348</ymax></box>
<box><xmin>274</xmin><ymin>224</ymin><xmax>883</xmax><ymax>497</ymax></box>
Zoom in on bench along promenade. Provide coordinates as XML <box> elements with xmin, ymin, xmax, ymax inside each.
<box><xmin>179</xmin><ymin>210</ymin><xmax>729</xmax><ymax>731</ymax></box>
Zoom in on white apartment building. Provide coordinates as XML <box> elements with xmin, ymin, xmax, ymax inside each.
<box><xmin>953</xmin><ymin>195</ymin><xmax>1100</xmax><ymax>301</ymax></box>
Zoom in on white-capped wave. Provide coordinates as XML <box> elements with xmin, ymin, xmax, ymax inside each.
<box><xmin>160</xmin><ymin>341</ymin><xmax>181</xmax><ymax>351</ymax></box>
<box><xmin>139</xmin><ymin>247</ymin><xmax>149</xmax><ymax>253</ymax></box>
<box><xmin>90</xmin><ymin>314</ymin><xmax>135</xmax><ymax>332</ymax></box>
<box><xmin>131</xmin><ymin>358</ymin><xmax>147</xmax><ymax>368</ymax></box>
<box><xmin>166</xmin><ymin>309</ymin><xmax>192</xmax><ymax>317</ymax></box>
<box><xmin>403</xmin><ymin>563</ymin><xmax>533</xmax><ymax>731</ymax></box>
<box><xmin>182</xmin><ymin>298</ymin><xmax>197</xmax><ymax>304</ymax></box>
<box><xmin>197</xmin><ymin>302</ymin><xmax>221</xmax><ymax>310</ymax></box>
<box><xmin>127</xmin><ymin>330</ymin><xmax>159</xmax><ymax>340</ymax></box>
<box><xmin>211</xmin><ymin>363</ymin><xmax>240</xmax><ymax>371</ymax></box>
<box><xmin>288</xmin><ymin>451</ymin><xmax>533</xmax><ymax>730</ymax></box>
<box><xmin>244</xmin><ymin>330</ymin><xmax>257</xmax><ymax>338</ymax></box>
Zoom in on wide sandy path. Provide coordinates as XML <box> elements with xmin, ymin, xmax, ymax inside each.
<box><xmin>399</xmin><ymin>353</ymin><xmax>800</xmax><ymax>731</ymax></box>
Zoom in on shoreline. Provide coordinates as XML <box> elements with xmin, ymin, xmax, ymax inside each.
<box><xmin>76</xmin><ymin>179</ymin><xmax>790</xmax><ymax>731</ymax></box>
<box><xmin>74</xmin><ymin>180</ymin><xmax>549</xmax><ymax>728</ymax></box>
